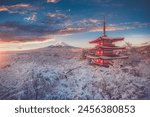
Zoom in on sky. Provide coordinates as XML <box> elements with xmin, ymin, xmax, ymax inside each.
<box><xmin>0</xmin><ymin>0</ymin><xmax>150</xmax><ymax>51</ymax></box>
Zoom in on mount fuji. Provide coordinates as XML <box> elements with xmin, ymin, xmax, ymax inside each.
<box><xmin>48</xmin><ymin>41</ymin><xmax>77</xmax><ymax>48</ymax></box>
<box><xmin>55</xmin><ymin>41</ymin><xmax>70</xmax><ymax>47</ymax></box>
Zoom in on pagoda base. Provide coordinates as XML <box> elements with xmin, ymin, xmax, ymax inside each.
<box><xmin>86</xmin><ymin>54</ymin><xmax>128</xmax><ymax>67</ymax></box>
<box><xmin>86</xmin><ymin>55</ymin><xmax>128</xmax><ymax>60</ymax></box>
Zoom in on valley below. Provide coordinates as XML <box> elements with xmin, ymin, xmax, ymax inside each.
<box><xmin>0</xmin><ymin>45</ymin><xmax>150</xmax><ymax>100</ymax></box>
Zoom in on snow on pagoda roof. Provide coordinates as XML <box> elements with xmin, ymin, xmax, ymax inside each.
<box><xmin>97</xmin><ymin>46</ymin><xmax>125</xmax><ymax>50</ymax></box>
<box><xmin>89</xmin><ymin>36</ymin><xmax>124</xmax><ymax>43</ymax></box>
<box><xmin>99</xmin><ymin>55</ymin><xmax>128</xmax><ymax>60</ymax></box>
<box><xmin>86</xmin><ymin>55</ymin><xmax>128</xmax><ymax>60</ymax></box>
<box><xmin>101</xmin><ymin>36</ymin><xmax>124</xmax><ymax>40</ymax></box>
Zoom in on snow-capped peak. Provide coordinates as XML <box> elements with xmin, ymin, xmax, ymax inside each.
<box><xmin>54</xmin><ymin>41</ymin><xmax>70</xmax><ymax>47</ymax></box>
<box><xmin>47</xmin><ymin>41</ymin><xmax>77</xmax><ymax>48</ymax></box>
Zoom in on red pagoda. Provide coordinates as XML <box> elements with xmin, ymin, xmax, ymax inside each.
<box><xmin>86</xmin><ymin>17</ymin><xmax>128</xmax><ymax>66</ymax></box>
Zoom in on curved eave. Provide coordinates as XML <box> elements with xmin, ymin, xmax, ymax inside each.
<box><xmin>89</xmin><ymin>37</ymin><xmax>102</xmax><ymax>44</ymax></box>
<box><xmin>111</xmin><ymin>38</ymin><xmax>124</xmax><ymax>42</ymax></box>
<box><xmin>86</xmin><ymin>55</ymin><xmax>128</xmax><ymax>60</ymax></box>
<box><xmin>98</xmin><ymin>46</ymin><xmax>126</xmax><ymax>50</ymax></box>
<box><xmin>101</xmin><ymin>37</ymin><xmax>124</xmax><ymax>41</ymax></box>
<box><xmin>89</xmin><ymin>36</ymin><xmax>124</xmax><ymax>44</ymax></box>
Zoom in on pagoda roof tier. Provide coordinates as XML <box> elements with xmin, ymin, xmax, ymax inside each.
<box><xmin>97</xmin><ymin>46</ymin><xmax>126</xmax><ymax>50</ymax></box>
<box><xmin>86</xmin><ymin>55</ymin><xmax>128</xmax><ymax>60</ymax></box>
<box><xmin>89</xmin><ymin>36</ymin><xmax>124</xmax><ymax>43</ymax></box>
<box><xmin>101</xmin><ymin>36</ymin><xmax>124</xmax><ymax>41</ymax></box>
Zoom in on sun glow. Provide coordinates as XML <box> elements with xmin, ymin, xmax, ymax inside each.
<box><xmin>0</xmin><ymin>51</ymin><xmax>9</xmax><ymax>68</ymax></box>
<box><xmin>0</xmin><ymin>38</ymin><xmax>56</xmax><ymax>51</ymax></box>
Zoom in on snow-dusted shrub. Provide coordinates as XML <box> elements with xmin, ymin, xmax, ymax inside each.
<box><xmin>135</xmin><ymin>61</ymin><xmax>150</xmax><ymax>79</ymax></box>
<box><xmin>98</xmin><ymin>62</ymin><xmax>147</xmax><ymax>100</ymax></box>
<box><xmin>20</xmin><ymin>65</ymin><xmax>66</xmax><ymax>99</ymax></box>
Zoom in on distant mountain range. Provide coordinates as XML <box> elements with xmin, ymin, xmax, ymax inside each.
<box><xmin>140</xmin><ymin>42</ymin><xmax>150</xmax><ymax>47</ymax></box>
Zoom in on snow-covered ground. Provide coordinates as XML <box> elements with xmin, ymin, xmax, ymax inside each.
<box><xmin>0</xmin><ymin>46</ymin><xmax>150</xmax><ymax>100</ymax></box>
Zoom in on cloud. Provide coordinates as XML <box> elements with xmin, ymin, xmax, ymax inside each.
<box><xmin>56</xmin><ymin>26</ymin><xmax>130</xmax><ymax>35</ymax></box>
<box><xmin>130</xmin><ymin>22</ymin><xmax>150</xmax><ymax>28</ymax></box>
<box><xmin>57</xmin><ymin>27</ymin><xmax>86</xmax><ymax>34</ymax></box>
<box><xmin>0</xmin><ymin>21</ymin><xmax>57</xmax><ymax>43</ymax></box>
<box><xmin>0</xmin><ymin>6</ymin><xmax>9</xmax><ymax>12</ymax></box>
<box><xmin>0</xmin><ymin>21</ymin><xmax>53</xmax><ymax>35</ymax></box>
<box><xmin>93</xmin><ymin>0</ymin><xmax>124</xmax><ymax>7</ymax></box>
<box><xmin>89</xmin><ymin>26</ymin><xmax>130</xmax><ymax>32</ymax></box>
<box><xmin>47</xmin><ymin>0</ymin><xmax>60</xmax><ymax>3</ymax></box>
<box><xmin>0</xmin><ymin>3</ymin><xmax>35</xmax><ymax>14</ymax></box>
<box><xmin>24</xmin><ymin>14</ymin><xmax>37</xmax><ymax>21</ymax></box>
<box><xmin>63</xmin><ymin>21</ymin><xmax>72</xmax><ymax>27</ymax></box>
<box><xmin>118</xmin><ymin>22</ymin><xmax>150</xmax><ymax>29</ymax></box>
<box><xmin>0</xmin><ymin>33</ymin><xmax>54</xmax><ymax>43</ymax></box>
<box><xmin>0</xmin><ymin>20</ymin><xmax>149</xmax><ymax>43</ymax></box>
<box><xmin>67</xmin><ymin>18</ymin><xmax>102</xmax><ymax>28</ymax></box>
<box><xmin>80</xmin><ymin>18</ymin><xmax>99</xmax><ymax>23</ymax></box>
<box><xmin>43</xmin><ymin>12</ymin><xmax>69</xmax><ymax>26</ymax></box>
<box><xmin>47</xmin><ymin>13</ymin><xmax>67</xmax><ymax>18</ymax></box>
<box><xmin>13</xmin><ymin>4</ymin><xmax>31</xmax><ymax>7</ymax></box>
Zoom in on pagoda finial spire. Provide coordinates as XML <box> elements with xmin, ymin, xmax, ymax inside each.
<box><xmin>103</xmin><ymin>16</ymin><xmax>106</xmax><ymax>37</ymax></box>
